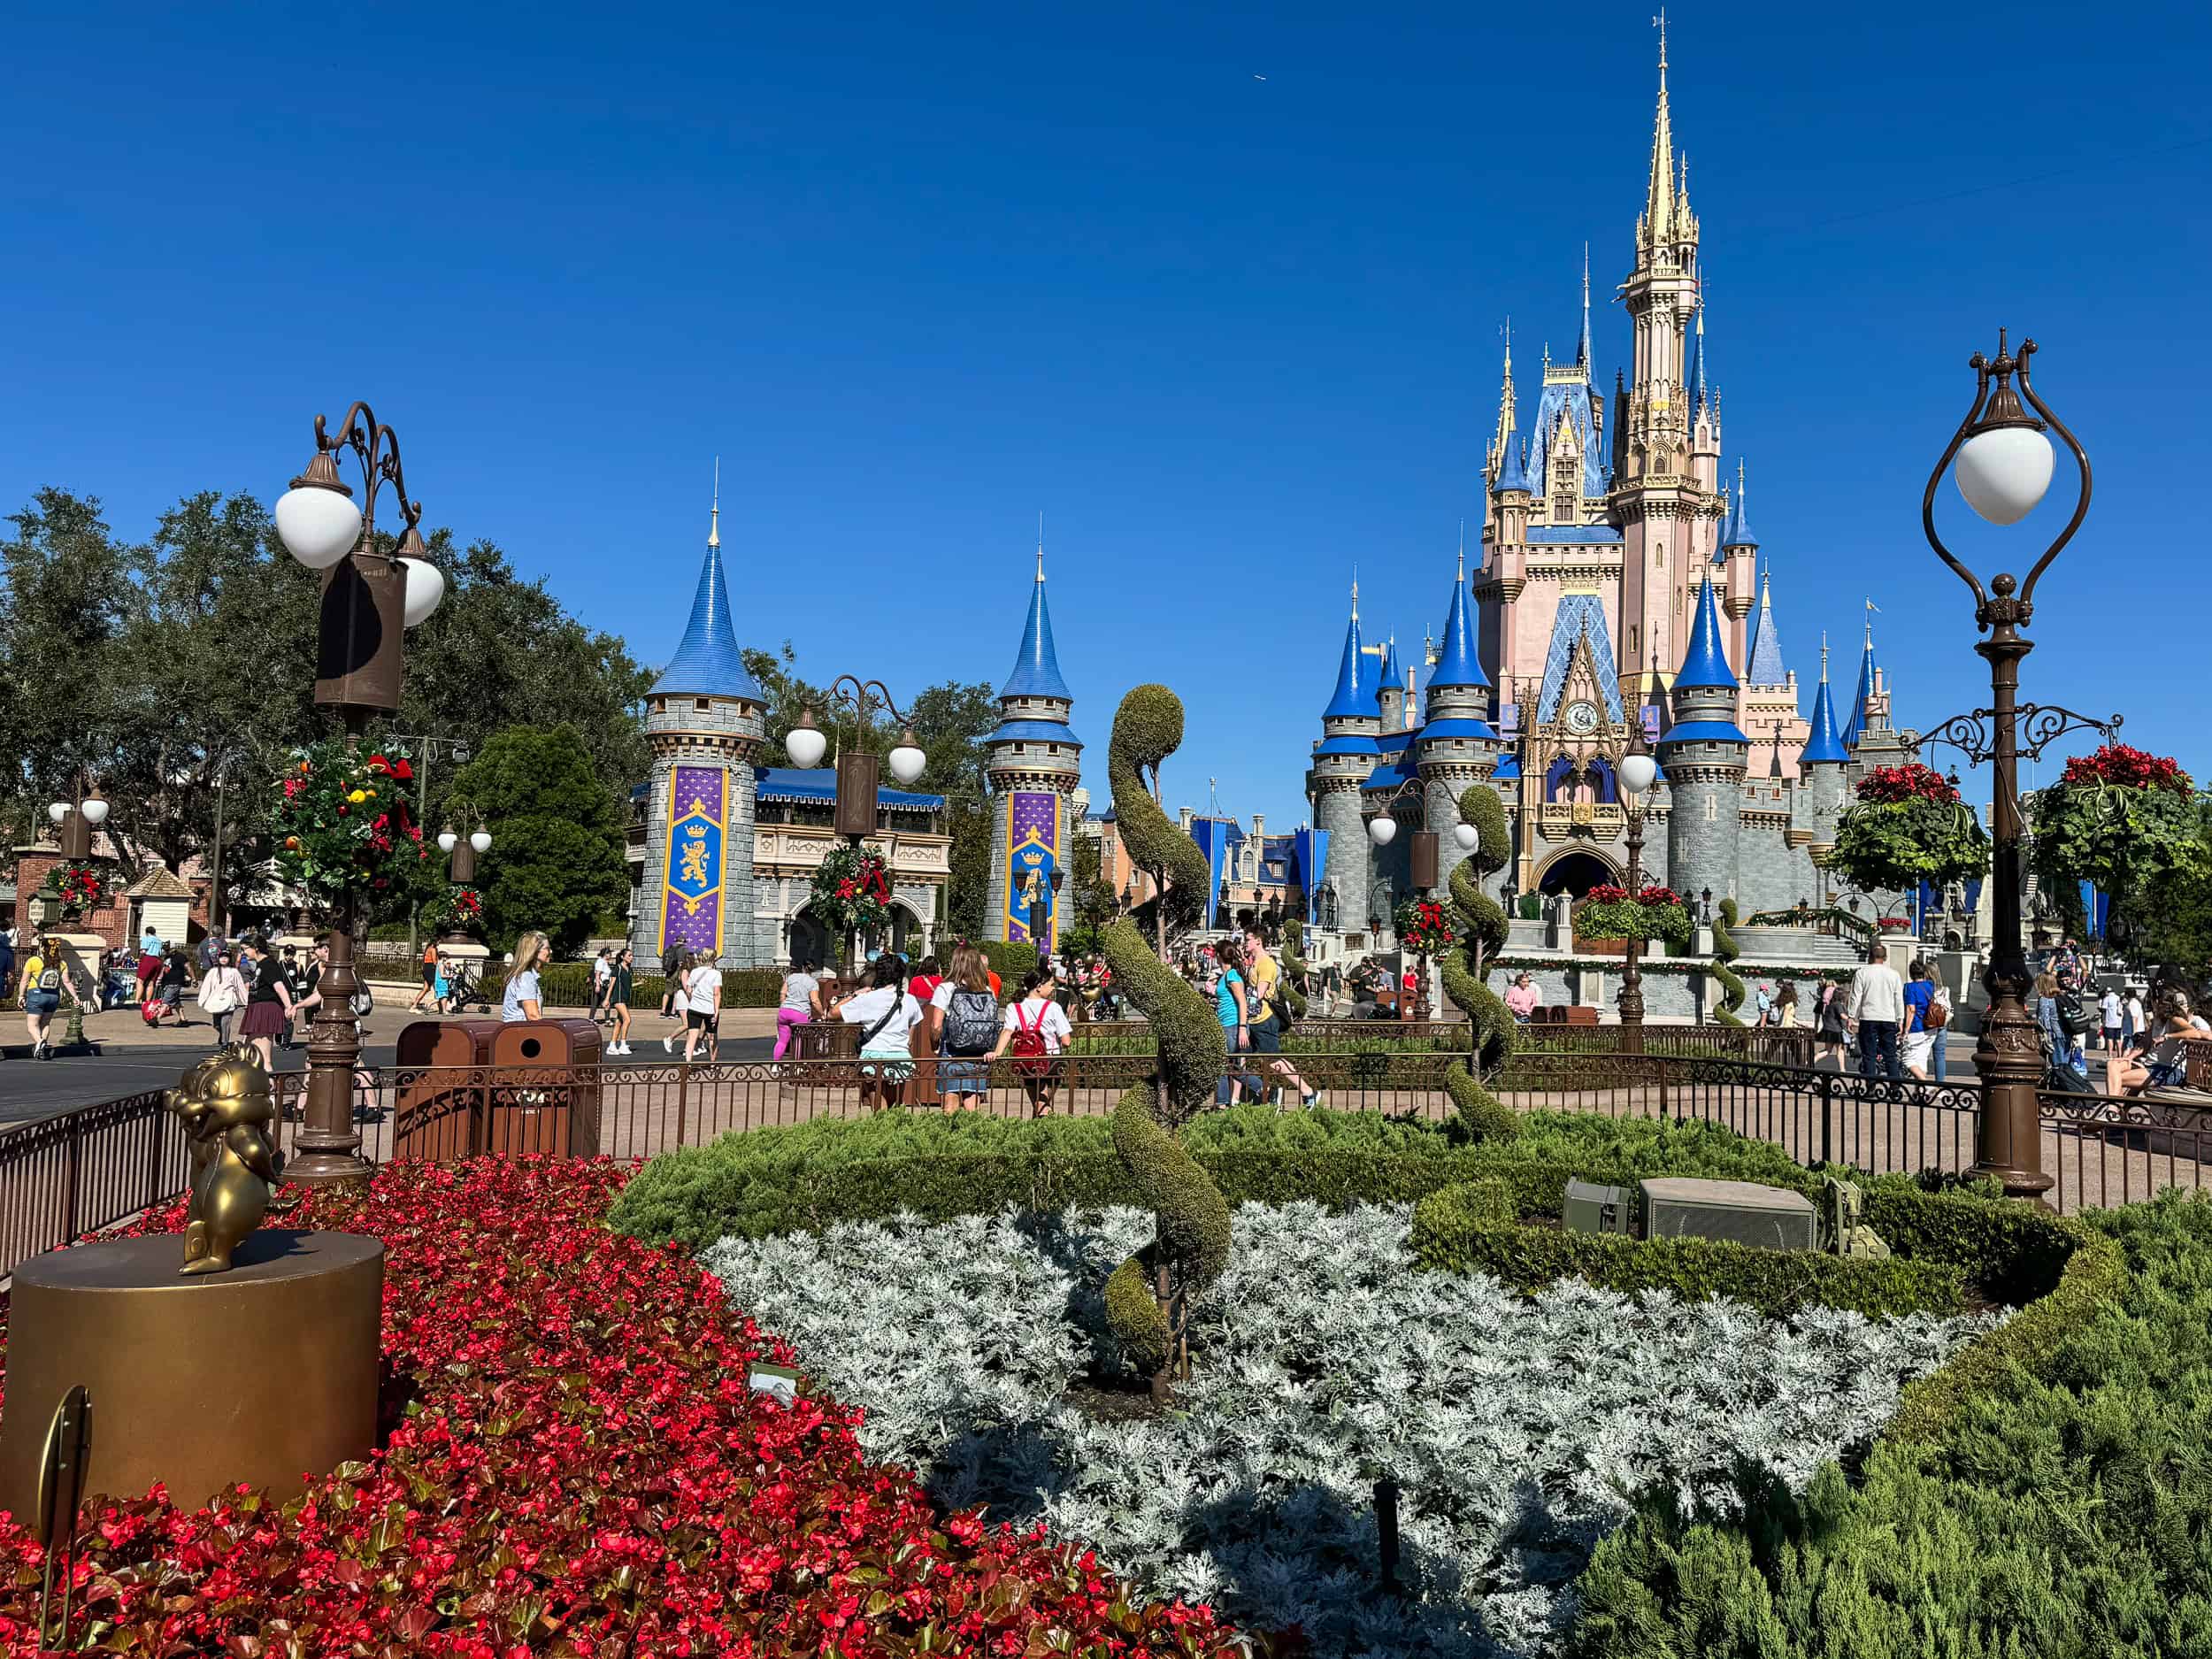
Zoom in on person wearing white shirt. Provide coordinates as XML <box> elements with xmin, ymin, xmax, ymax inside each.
<box><xmin>2100</xmin><ymin>988</ymin><xmax>2124</xmax><ymax>1051</ymax></box>
<box><xmin>680</xmin><ymin>957</ymin><xmax>724</xmax><ymax>1062</ymax></box>
<box><xmin>1844</xmin><ymin>945</ymin><xmax>1906</xmax><ymax>1080</ymax></box>
<box><xmin>2125</xmin><ymin>988</ymin><xmax>2147</xmax><ymax>1047</ymax></box>
<box><xmin>990</xmin><ymin>966</ymin><xmax>1075</xmax><ymax>1117</ymax></box>
<box><xmin>835</xmin><ymin>955</ymin><xmax>925</xmax><ymax>1110</ymax></box>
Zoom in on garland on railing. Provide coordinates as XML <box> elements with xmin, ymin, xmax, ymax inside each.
<box><xmin>1485</xmin><ymin>954</ymin><xmax>1853</xmax><ymax>985</ymax></box>
<box><xmin>1745</xmin><ymin>905</ymin><xmax>1878</xmax><ymax>945</ymax></box>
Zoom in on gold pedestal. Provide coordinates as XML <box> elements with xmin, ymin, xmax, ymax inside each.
<box><xmin>0</xmin><ymin>1231</ymin><xmax>383</xmax><ymax>1520</ymax></box>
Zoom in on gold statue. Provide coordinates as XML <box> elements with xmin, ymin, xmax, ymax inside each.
<box><xmin>164</xmin><ymin>1045</ymin><xmax>278</xmax><ymax>1274</ymax></box>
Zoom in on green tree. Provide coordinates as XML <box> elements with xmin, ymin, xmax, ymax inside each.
<box><xmin>448</xmin><ymin>725</ymin><xmax>631</xmax><ymax>953</ymax></box>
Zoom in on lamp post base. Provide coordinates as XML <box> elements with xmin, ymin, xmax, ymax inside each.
<box><xmin>1968</xmin><ymin>991</ymin><xmax>2056</xmax><ymax>1200</ymax></box>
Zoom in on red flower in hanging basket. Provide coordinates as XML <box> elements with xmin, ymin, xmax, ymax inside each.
<box><xmin>1855</xmin><ymin>764</ymin><xmax>1962</xmax><ymax>806</ymax></box>
<box><xmin>2058</xmin><ymin>742</ymin><xmax>2190</xmax><ymax>794</ymax></box>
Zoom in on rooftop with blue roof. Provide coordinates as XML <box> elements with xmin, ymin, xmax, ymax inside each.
<box><xmin>999</xmin><ymin>546</ymin><xmax>1072</xmax><ymax>703</ymax></box>
<box><xmin>1801</xmin><ymin>638</ymin><xmax>1851</xmax><ymax>764</ymax></box>
<box><xmin>1745</xmin><ymin>567</ymin><xmax>1788</xmax><ymax>688</ymax></box>
<box><xmin>1321</xmin><ymin>579</ymin><xmax>1375</xmax><ymax>723</ymax></box>
<box><xmin>1674</xmin><ymin>572</ymin><xmax>1739</xmax><ymax>691</ymax></box>
<box><xmin>1718</xmin><ymin>457</ymin><xmax>1758</xmax><ymax>552</ymax></box>
<box><xmin>1841</xmin><ymin>617</ymin><xmax>1878</xmax><ymax>748</ymax></box>
<box><xmin>1425</xmin><ymin>544</ymin><xmax>1488</xmax><ymax>689</ymax></box>
<box><xmin>651</xmin><ymin>491</ymin><xmax>764</xmax><ymax>701</ymax></box>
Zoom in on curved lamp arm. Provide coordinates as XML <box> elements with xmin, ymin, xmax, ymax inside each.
<box><xmin>2014</xmin><ymin>342</ymin><xmax>2093</xmax><ymax>608</ymax></box>
<box><xmin>310</xmin><ymin>402</ymin><xmax>425</xmax><ymax>541</ymax></box>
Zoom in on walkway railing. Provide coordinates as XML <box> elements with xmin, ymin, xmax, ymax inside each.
<box><xmin>6</xmin><ymin>1048</ymin><xmax>2208</xmax><ymax>1279</ymax></box>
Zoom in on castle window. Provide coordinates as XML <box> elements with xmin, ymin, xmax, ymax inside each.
<box><xmin>1706</xmin><ymin>795</ymin><xmax>1717</xmax><ymax>821</ymax></box>
<box><xmin>695</xmin><ymin>698</ymin><xmax>711</xmax><ymax>710</ymax></box>
<box><xmin>652</xmin><ymin>698</ymin><xmax>666</xmax><ymax>714</ymax></box>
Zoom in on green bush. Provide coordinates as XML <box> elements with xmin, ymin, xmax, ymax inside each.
<box><xmin>604</xmin><ymin>1104</ymin><xmax>1841</xmax><ymax>1256</ymax></box>
<box><xmin>1567</xmin><ymin>1194</ymin><xmax>2197</xmax><ymax>1659</ymax></box>
<box><xmin>979</xmin><ymin>940</ymin><xmax>1039</xmax><ymax>987</ymax></box>
<box><xmin>1409</xmin><ymin>1194</ymin><xmax>1967</xmax><ymax>1319</ymax></box>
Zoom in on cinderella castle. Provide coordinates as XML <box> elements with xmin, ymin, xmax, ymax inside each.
<box><xmin>1306</xmin><ymin>31</ymin><xmax>1915</xmax><ymax>951</ymax></box>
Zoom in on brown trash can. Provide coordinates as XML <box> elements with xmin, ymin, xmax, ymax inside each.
<box><xmin>485</xmin><ymin>1018</ymin><xmax>603</xmax><ymax>1156</ymax></box>
<box><xmin>393</xmin><ymin>1018</ymin><xmax>503</xmax><ymax>1161</ymax></box>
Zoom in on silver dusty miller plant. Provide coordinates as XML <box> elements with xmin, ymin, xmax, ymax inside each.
<box><xmin>703</xmin><ymin>1201</ymin><xmax>1998</xmax><ymax>1659</ymax></box>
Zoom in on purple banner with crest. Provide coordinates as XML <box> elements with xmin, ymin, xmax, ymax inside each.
<box><xmin>661</xmin><ymin>764</ymin><xmax>727</xmax><ymax>959</ymax></box>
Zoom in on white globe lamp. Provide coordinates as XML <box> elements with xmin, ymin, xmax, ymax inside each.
<box><xmin>1368</xmin><ymin>816</ymin><xmax>1397</xmax><ymax>848</ymax></box>
<box><xmin>1955</xmin><ymin>424</ymin><xmax>2055</xmax><ymax>526</ymax></box>
<box><xmin>1620</xmin><ymin>752</ymin><xmax>1659</xmax><ymax>795</ymax></box>
<box><xmin>784</xmin><ymin>710</ymin><xmax>827</xmax><ymax>769</ymax></box>
<box><xmin>469</xmin><ymin>830</ymin><xmax>492</xmax><ymax>855</ymax></box>
<box><xmin>887</xmin><ymin>729</ymin><xmax>926</xmax><ymax>787</ymax></box>
<box><xmin>1452</xmin><ymin>821</ymin><xmax>1480</xmax><ymax>852</ymax></box>
<box><xmin>274</xmin><ymin>483</ymin><xmax>363</xmax><ymax>570</ymax></box>
<box><xmin>437</xmin><ymin>830</ymin><xmax>458</xmax><ymax>854</ymax></box>
<box><xmin>398</xmin><ymin>556</ymin><xmax>446</xmax><ymax>627</ymax></box>
<box><xmin>47</xmin><ymin>802</ymin><xmax>67</xmax><ymax>825</ymax></box>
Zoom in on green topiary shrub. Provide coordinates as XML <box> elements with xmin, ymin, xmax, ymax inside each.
<box><xmin>978</xmin><ymin>939</ymin><xmax>1039</xmax><ymax>987</ymax></box>
<box><xmin>1276</xmin><ymin>919</ymin><xmax>1310</xmax><ymax>1021</ymax></box>
<box><xmin>1709</xmin><ymin>896</ymin><xmax>1747</xmax><ymax>1025</ymax></box>
<box><xmin>1410</xmin><ymin>1196</ymin><xmax>1967</xmax><ymax>1319</ymax></box>
<box><xmin>1439</xmin><ymin>784</ymin><xmax>1520</xmax><ymax>1141</ymax></box>
<box><xmin>1096</xmin><ymin>683</ymin><xmax>1231</xmax><ymax>1379</ymax></box>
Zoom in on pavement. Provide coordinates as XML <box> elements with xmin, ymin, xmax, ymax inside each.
<box><xmin>0</xmin><ymin>989</ymin><xmax>775</xmax><ymax>1124</ymax></box>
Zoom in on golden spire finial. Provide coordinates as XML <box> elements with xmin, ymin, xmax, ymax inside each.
<box><xmin>1645</xmin><ymin>12</ymin><xmax>1677</xmax><ymax>246</ymax></box>
<box><xmin>708</xmin><ymin>457</ymin><xmax>720</xmax><ymax>549</ymax></box>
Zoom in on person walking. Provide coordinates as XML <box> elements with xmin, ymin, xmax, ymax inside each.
<box><xmin>19</xmin><ymin>934</ymin><xmax>81</xmax><ymax>1061</ymax></box>
<box><xmin>659</xmin><ymin>943</ymin><xmax>685</xmax><ymax>1018</ymax></box>
<box><xmin>196</xmin><ymin>926</ymin><xmax>227</xmax><ymax>978</ymax></box>
<box><xmin>2100</xmin><ymin>986</ymin><xmax>2124</xmax><ymax>1054</ymax></box>
<box><xmin>196</xmin><ymin>947</ymin><xmax>250</xmax><ymax>1048</ymax></box>
<box><xmin>929</xmin><ymin>943</ymin><xmax>1000</xmax><ymax>1115</ymax></box>
<box><xmin>503</xmin><ymin>931</ymin><xmax>550</xmax><ymax>1022</ymax></box>
<box><xmin>2033</xmin><ymin>972</ymin><xmax>2070</xmax><ymax>1075</ymax></box>
<box><xmin>588</xmin><ymin>948</ymin><xmax>614</xmax><ymax>1025</ymax></box>
<box><xmin>1928</xmin><ymin>974</ymin><xmax>1953</xmax><ymax>1082</ymax></box>
<box><xmin>1754</xmin><ymin>983</ymin><xmax>1774</xmax><ymax>1026</ymax></box>
<box><xmin>410</xmin><ymin>937</ymin><xmax>441</xmax><ymax>1012</ymax></box>
<box><xmin>152</xmin><ymin>946</ymin><xmax>195</xmax><ymax>1027</ymax></box>
<box><xmin>238</xmin><ymin>937</ymin><xmax>296</xmax><ymax>1074</ymax></box>
<box><xmin>135</xmin><ymin>926</ymin><xmax>163</xmax><ymax>1005</ymax></box>
<box><xmin>1814</xmin><ymin>980</ymin><xmax>1849</xmax><ymax>1070</ymax></box>
<box><xmin>1240</xmin><ymin>926</ymin><xmax>1321</xmax><ymax>1108</ymax></box>
<box><xmin>990</xmin><ymin>964</ymin><xmax>1074</xmax><ymax>1117</ymax></box>
<box><xmin>603</xmin><ymin>947</ymin><xmax>634</xmax><ymax>1053</ymax></box>
<box><xmin>1901</xmin><ymin>959</ymin><xmax>1938</xmax><ymax>1079</ymax></box>
<box><xmin>1845</xmin><ymin>944</ymin><xmax>1905</xmax><ymax>1080</ymax></box>
<box><xmin>773</xmin><ymin>956</ymin><xmax>821</xmax><ymax>1064</ymax></box>
<box><xmin>680</xmin><ymin>951</ymin><xmax>723</xmax><ymax>1062</ymax></box>
<box><xmin>2124</xmin><ymin>985</ymin><xmax>2147</xmax><ymax>1049</ymax></box>
<box><xmin>1210</xmin><ymin>938</ymin><xmax>1263</xmax><ymax>1104</ymax></box>
<box><xmin>834</xmin><ymin>953</ymin><xmax>923</xmax><ymax>1110</ymax></box>
<box><xmin>1774</xmin><ymin>980</ymin><xmax>1800</xmax><ymax>1028</ymax></box>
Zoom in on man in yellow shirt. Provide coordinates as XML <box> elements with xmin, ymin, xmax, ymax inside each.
<box><xmin>1239</xmin><ymin>926</ymin><xmax>1320</xmax><ymax>1108</ymax></box>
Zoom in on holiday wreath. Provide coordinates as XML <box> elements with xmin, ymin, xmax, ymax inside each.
<box><xmin>809</xmin><ymin>842</ymin><xmax>895</xmax><ymax>941</ymax></box>
<box><xmin>270</xmin><ymin>739</ymin><xmax>427</xmax><ymax>910</ymax></box>
<box><xmin>1394</xmin><ymin>896</ymin><xmax>1456</xmax><ymax>954</ymax></box>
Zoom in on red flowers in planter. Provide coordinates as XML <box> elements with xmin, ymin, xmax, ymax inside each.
<box><xmin>1855</xmin><ymin>763</ymin><xmax>1962</xmax><ymax>806</ymax></box>
<box><xmin>0</xmin><ymin>1161</ymin><xmax>1254</xmax><ymax>1659</ymax></box>
<box><xmin>2058</xmin><ymin>742</ymin><xmax>2191</xmax><ymax>794</ymax></box>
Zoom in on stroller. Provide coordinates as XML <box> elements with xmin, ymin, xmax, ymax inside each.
<box><xmin>2040</xmin><ymin>1022</ymin><xmax>2098</xmax><ymax>1095</ymax></box>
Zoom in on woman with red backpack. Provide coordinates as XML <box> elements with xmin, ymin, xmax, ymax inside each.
<box><xmin>991</xmin><ymin>964</ymin><xmax>1073</xmax><ymax>1118</ymax></box>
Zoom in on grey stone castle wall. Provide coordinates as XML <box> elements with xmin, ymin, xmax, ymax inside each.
<box><xmin>1316</xmin><ymin>784</ymin><xmax>1369</xmax><ymax>933</ymax></box>
<box><xmin>631</xmin><ymin>694</ymin><xmax>765</xmax><ymax>970</ymax></box>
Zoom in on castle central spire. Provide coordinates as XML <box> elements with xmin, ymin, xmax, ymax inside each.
<box><xmin>1642</xmin><ymin>13</ymin><xmax>1677</xmax><ymax>250</ymax></box>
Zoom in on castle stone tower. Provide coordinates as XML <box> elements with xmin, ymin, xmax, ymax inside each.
<box><xmin>985</xmin><ymin>548</ymin><xmax>1082</xmax><ymax>957</ymax></box>
<box><xmin>633</xmin><ymin>491</ymin><xmax>768</xmax><ymax>968</ymax></box>
<box><xmin>1416</xmin><ymin>544</ymin><xmax>1499</xmax><ymax>897</ymax></box>
<box><xmin>1658</xmin><ymin>572</ymin><xmax>1749</xmax><ymax>906</ymax></box>
<box><xmin>1307</xmin><ymin>580</ymin><xmax>1379</xmax><ymax>934</ymax></box>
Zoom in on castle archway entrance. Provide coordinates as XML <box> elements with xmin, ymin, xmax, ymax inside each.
<box><xmin>1535</xmin><ymin>849</ymin><xmax>1617</xmax><ymax>899</ymax></box>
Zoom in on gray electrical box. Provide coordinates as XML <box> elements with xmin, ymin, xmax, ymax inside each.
<box><xmin>1640</xmin><ymin>1177</ymin><xmax>1816</xmax><ymax>1252</ymax></box>
<box><xmin>1563</xmin><ymin>1179</ymin><xmax>1633</xmax><ymax>1236</ymax></box>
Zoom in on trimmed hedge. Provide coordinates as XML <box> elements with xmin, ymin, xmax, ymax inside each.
<box><xmin>605</xmin><ymin>1105</ymin><xmax>1830</xmax><ymax>1255</ymax></box>
<box><xmin>1566</xmin><ymin>1194</ymin><xmax>2205</xmax><ymax>1659</ymax></box>
<box><xmin>475</xmin><ymin>962</ymin><xmax>784</xmax><ymax>1010</ymax></box>
<box><xmin>979</xmin><ymin>940</ymin><xmax>1039</xmax><ymax>985</ymax></box>
<box><xmin>1409</xmin><ymin>1192</ymin><xmax>1969</xmax><ymax>1319</ymax></box>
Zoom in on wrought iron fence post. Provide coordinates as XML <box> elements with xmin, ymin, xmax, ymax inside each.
<box><xmin>62</xmin><ymin>1114</ymin><xmax>82</xmax><ymax>1242</ymax></box>
<box><xmin>675</xmin><ymin>1062</ymin><xmax>690</xmax><ymax>1149</ymax></box>
<box><xmin>1818</xmin><ymin>1067</ymin><xmax>1833</xmax><ymax>1167</ymax></box>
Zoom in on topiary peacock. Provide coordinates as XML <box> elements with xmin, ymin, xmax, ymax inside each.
<box><xmin>1709</xmin><ymin>896</ymin><xmax>1747</xmax><ymax>1025</ymax></box>
<box><xmin>1437</xmin><ymin>784</ymin><xmax>1521</xmax><ymax>1141</ymax></box>
<box><xmin>1094</xmin><ymin>685</ymin><xmax>1233</xmax><ymax>1390</ymax></box>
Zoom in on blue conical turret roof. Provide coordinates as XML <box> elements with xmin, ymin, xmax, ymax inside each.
<box><xmin>1322</xmin><ymin>601</ymin><xmax>1369</xmax><ymax>721</ymax></box>
<box><xmin>1801</xmin><ymin>665</ymin><xmax>1849</xmax><ymax>764</ymax></box>
<box><xmin>1000</xmin><ymin>557</ymin><xmax>1071</xmax><ymax>701</ymax></box>
<box><xmin>1719</xmin><ymin>458</ymin><xmax>1757</xmax><ymax>550</ymax></box>
<box><xmin>653</xmin><ymin>511</ymin><xmax>763</xmax><ymax>699</ymax></box>
<box><xmin>1675</xmin><ymin>572</ymin><xmax>1738</xmax><ymax>690</ymax></box>
<box><xmin>1496</xmin><ymin>436</ymin><xmax>1532</xmax><ymax>495</ymax></box>
<box><xmin>1745</xmin><ymin>571</ymin><xmax>1788</xmax><ymax>687</ymax></box>
<box><xmin>1428</xmin><ymin>566</ymin><xmax>1487</xmax><ymax>689</ymax></box>
<box><xmin>1377</xmin><ymin>636</ymin><xmax>1402</xmax><ymax>703</ymax></box>
<box><xmin>1841</xmin><ymin>630</ymin><xmax>1878</xmax><ymax>749</ymax></box>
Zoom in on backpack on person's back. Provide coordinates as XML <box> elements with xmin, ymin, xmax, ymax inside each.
<box><xmin>941</xmin><ymin>989</ymin><xmax>999</xmax><ymax>1056</ymax></box>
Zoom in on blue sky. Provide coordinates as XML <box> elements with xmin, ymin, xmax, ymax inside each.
<box><xmin>4</xmin><ymin>2</ymin><xmax>2207</xmax><ymax>827</ymax></box>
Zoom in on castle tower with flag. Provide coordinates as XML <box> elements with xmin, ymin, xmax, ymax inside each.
<box><xmin>985</xmin><ymin>542</ymin><xmax>1083</xmax><ymax>956</ymax></box>
<box><xmin>630</xmin><ymin>483</ymin><xmax>769</xmax><ymax>968</ymax></box>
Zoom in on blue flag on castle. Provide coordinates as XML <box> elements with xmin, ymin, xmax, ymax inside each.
<box><xmin>1188</xmin><ymin>818</ymin><xmax>1233</xmax><ymax>929</ymax></box>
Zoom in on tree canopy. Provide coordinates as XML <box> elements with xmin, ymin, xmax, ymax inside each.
<box><xmin>446</xmin><ymin>725</ymin><xmax>632</xmax><ymax>952</ymax></box>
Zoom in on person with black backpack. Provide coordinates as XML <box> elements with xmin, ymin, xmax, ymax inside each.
<box><xmin>928</xmin><ymin>942</ymin><xmax>1000</xmax><ymax>1114</ymax></box>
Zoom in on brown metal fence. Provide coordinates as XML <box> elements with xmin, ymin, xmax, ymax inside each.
<box><xmin>7</xmin><ymin>1047</ymin><xmax>2211</xmax><ymax>1279</ymax></box>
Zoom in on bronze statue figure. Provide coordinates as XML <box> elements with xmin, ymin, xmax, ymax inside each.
<box><xmin>164</xmin><ymin>1045</ymin><xmax>278</xmax><ymax>1274</ymax></box>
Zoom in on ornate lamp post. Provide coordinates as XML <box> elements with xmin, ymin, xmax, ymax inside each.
<box><xmin>273</xmin><ymin>403</ymin><xmax>446</xmax><ymax>1187</ymax></box>
<box><xmin>1918</xmin><ymin>332</ymin><xmax>2116</xmax><ymax>1199</ymax></box>
<box><xmin>1615</xmin><ymin>716</ymin><xmax>1660</xmax><ymax>1056</ymax></box>
<box><xmin>433</xmin><ymin>824</ymin><xmax>494</xmax><ymax>941</ymax></box>
<box><xmin>785</xmin><ymin>678</ymin><xmax>926</xmax><ymax>964</ymax></box>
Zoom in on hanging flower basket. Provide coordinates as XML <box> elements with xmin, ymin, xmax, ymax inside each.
<box><xmin>1574</xmin><ymin>883</ymin><xmax>1694</xmax><ymax>946</ymax></box>
<box><xmin>427</xmin><ymin>884</ymin><xmax>485</xmax><ymax>936</ymax></box>
<box><xmin>1830</xmin><ymin>764</ymin><xmax>1989</xmax><ymax>894</ymax></box>
<box><xmin>50</xmin><ymin>863</ymin><xmax>110</xmax><ymax>920</ymax></box>
<box><xmin>2029</xmin><ymin>743</ymin><xmax>2200</xmax><ymax>897</ymax></box>
<box><xmin>1394</xmin><ymin>898</ymin><xmax>1455</xmax><ymax>955</ymax></box>
<box><xmin>810</xmin><ymin>844</ymin><xmax>895</xmax><ymax>941</ymax></box>
<box><xmin>270</xmin><ymin>740</ymin><xmax>426</xmax><ymax>912</ymax></box>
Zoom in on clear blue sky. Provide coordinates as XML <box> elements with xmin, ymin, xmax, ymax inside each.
<box><xmin>4</xmin><ymin>2</ymin><xmax>2207</xmax><ymax>827</ymax></box>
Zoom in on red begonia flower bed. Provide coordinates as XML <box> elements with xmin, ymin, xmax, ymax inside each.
<box><xmin>0</xmin><ymin>1159</ymin><xmax>1255</xmax><ymax>1659</ymax></box>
